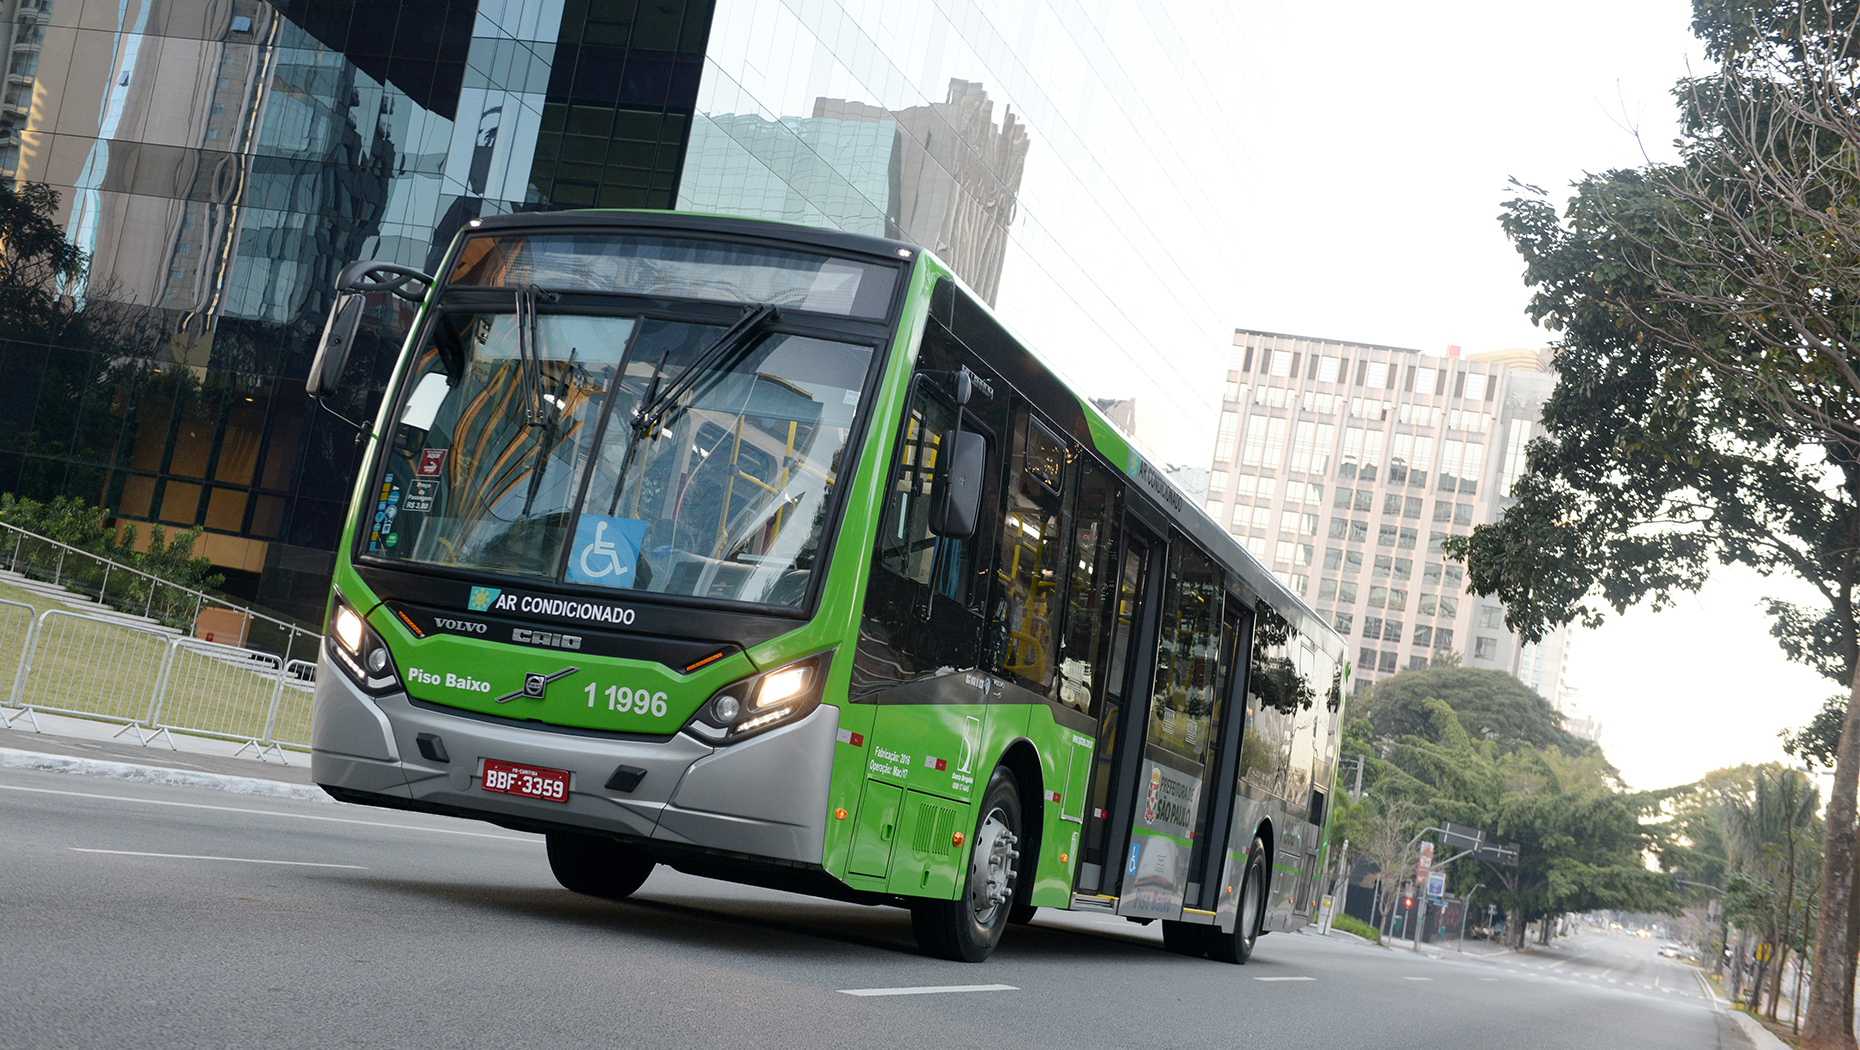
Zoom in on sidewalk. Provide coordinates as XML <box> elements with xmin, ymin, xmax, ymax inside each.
<box><xmin>1399</xmin><ymin>933</ymin><xmax>1516</xmax><ymax>959</ymax></box>
<box><xmin>1</xmin><ymin>707</ymin><xmax>317</xmax><ymax>792</ymax></box>
<box><xmin>1694</xmin><ymin>969</ymin><xmax>1794</xmax><ymax>1050</ymax></box>
<box><xmin>1302</xmin><ymin>922</ymin><xmax>1517</xmax><ymax>958</ymax></box>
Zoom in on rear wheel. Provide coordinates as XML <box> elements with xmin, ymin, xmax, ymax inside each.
<box><xmin>1161</xmin><ymin>919</ymin><xmax>1211</xmax><ymax>957</ymax></box>
<box><xmin>912</xmin><ymin>766</ymin><xmax>1023</xmax><ymax>962</ymax></box>
<box><xmin>546</xmin><ymin>832</ymin><xmax>655</xmax><ymax>900</ymax></box>
<box><xmin>1210</xmin><ymin>837</ymin><xmax>1267</xmax><ymax>964</ymax></box>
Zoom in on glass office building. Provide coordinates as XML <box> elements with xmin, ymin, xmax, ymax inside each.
<box><xmin>0</xmin><ymin>0</ymin><xmax>1253</xmax><ymax>623</ymax></box>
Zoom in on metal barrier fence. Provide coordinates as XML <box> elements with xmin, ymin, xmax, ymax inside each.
<box><xmin>0</xmin><ymin>608</ymin><xmax>321</xmax><ymax>762</ymax></box>
<box><xmin>0</xmin><ymin>521</ymin><xmax>322</xmax><ymax>669</ymax></box>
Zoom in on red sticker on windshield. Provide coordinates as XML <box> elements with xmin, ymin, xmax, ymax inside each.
<box><xmin>417</xmin><ymin>449</ymin><xmax>447</xmax><ymax>476</ymax></box>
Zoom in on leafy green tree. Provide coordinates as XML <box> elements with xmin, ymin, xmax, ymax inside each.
<box><xmin>1361</xmin><ymin>666</ymin><xmax>1605</xmax><ymax>761</ymax></box>
<box><xmin>1719</xmin><ymin>766</ymin><xmax>1821</xmax><ymax>1017</ymax></box>
<box><xmin>1353</xmin><ymin>673</ymin><xmax>1676</xmax><ymax>945</ymax></box>
<box><xmin>1783</xmin><ymin>695</ymin><xmax>1849</xmax><ymax>771</ymax></box>
<box><xmin>1447</xmin><ymin>3</ymin><xmax>1860</xmax><ymax>1039</ymax></box>
<box><xmin>0</xmin><ymin>494</ymin><xmax>225</xmax><ymax>627</ymax></box>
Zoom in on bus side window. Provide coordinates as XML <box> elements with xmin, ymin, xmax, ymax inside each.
<box><xmin>990</xmin><ymin>410</ymin><xmax>1066</xmax><ymax>691</ymax></box>
<box><xmin>1149</xmin><ymin>541</ymin><xmax>1223</xmax><ymax>765</ymax></box>
<box><xmin>1055</xmin><ymin>456</ymin><xmax>1115</xmax><ymax>715</ymax></box>
<box><xmin>877</xmin><ymin>382</ymin><xmax>980</xmax><ymax>605</ymax></box>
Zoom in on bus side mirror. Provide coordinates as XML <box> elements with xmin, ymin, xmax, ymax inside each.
<box><xmin>929</xmin><ymin>429</ymin><xmax>986</xmax><ymax>538</ymax></box>
<box><xmin>309</xmin><ymin>293</ymin><xmax>366</xmax><ymax>399</ymax></box>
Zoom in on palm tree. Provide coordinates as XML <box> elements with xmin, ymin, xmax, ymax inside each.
<box><xmin>1720</xmin><ymin>766</ymin><xmax>1821</xmax><ymax>1019</ymax></box>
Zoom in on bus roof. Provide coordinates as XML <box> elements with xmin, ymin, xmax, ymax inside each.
<box><xmin>452</xmin><ymin>209</ymin><xmax>1348</xmax><ymax>671</ymax></box>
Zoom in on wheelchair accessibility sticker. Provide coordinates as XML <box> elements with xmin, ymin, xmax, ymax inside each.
<box><xmin>566</xmin><ymin>515</ymin><xmax>646</xmax><ymax>588</ymax></box>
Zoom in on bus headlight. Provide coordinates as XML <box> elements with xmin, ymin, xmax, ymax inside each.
<box><xmin>684</xmin><ymin>651</ymin><xmax>833</xmax><ymax>745</ymax></box>
<box><xmin>325</xmin><ymin>590</ymin><xmax>402</xmax><ymax>695</ymax></box>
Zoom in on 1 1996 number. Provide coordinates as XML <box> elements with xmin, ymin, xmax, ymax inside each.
<box><xmin>584</xmin><ymin>681</ymin><xmax>668</xmax><ymax>718</ymax></box>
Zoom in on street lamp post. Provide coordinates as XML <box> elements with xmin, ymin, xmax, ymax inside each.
<box><xmin>1458</xmin><ymin>883</ymin><xmax>1485</xmax><ymax>951</ymax></box>
<box><xmin>1675</xmin><ymin>875</ymin><xmax>1728</xmax><ymax>980</ymax></box>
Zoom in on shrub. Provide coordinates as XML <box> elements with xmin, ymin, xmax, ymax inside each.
<box><xmin>0</xmin><ymin>494</ymin><xmax>225</xmax><ymax>626</ymax></box>
<box><xmin>1332</xmin><ymin>914</ymin><xmax>1381</xmax><ymax>943</ymax></box>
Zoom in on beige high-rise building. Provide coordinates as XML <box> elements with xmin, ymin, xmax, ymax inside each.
<box><xmin>1205</xmin><ymin>329</ymin><xmax>1571</xmax><ymax>697</ymax></box>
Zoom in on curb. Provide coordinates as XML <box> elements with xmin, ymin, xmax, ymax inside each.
<box><xmin>1695</xmin><ymin>970</ymin><xmax>1792</xmax><ymax>1050</ymax></box>
<box><xmin>1727</xmin><ymin>1010</ymin><xmax>1792</xmax><ymax>1050</ymax></box>
<box><xmin>0</xmin><ymin>747</ymin><xmax>332</xmax><ymax>804</ymax></box>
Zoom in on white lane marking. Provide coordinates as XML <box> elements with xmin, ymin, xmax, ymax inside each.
<box><xmin>72</xmin><ymin>848</ymin><xmax>366</xmax><ymax>869</ymax></box>
<box><xmin>840</xmin><ymin>985</ymin><xmax>1017</xmax><ymax>997</ymax></box>
<box><xmin>1546</xmin><ymin>958</ymin><xmax>1574</xmax><ymax>969</ymax></box>
<box><xmin>0</xmin><ymin>784</ymin><xmax>530</xmax><ymax>841</ymax></box>
<box><xmin>1254</xmin><ymin>976</ymin><xmax>1315</xmax><ymax>982</ymax></box>
<box><xmin>1403</xmin><ymin>977</ymin><xmax>1433</xmax><ymax>982</ymax></box>
<box><xmin>1479</xmin><ymin>978</ymin><xmax>1497</xmax><ymax>982</ymax></box>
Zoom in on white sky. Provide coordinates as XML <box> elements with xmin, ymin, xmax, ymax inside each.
<box><xmin>1218</xmin><ymin>0</ymin><xmax>1842</xmax><ymax>790</ymax></box>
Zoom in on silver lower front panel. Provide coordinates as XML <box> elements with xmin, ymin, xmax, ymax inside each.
<box><xmin>310</xmin><ymin>653</ymin><xmax>838</xmax><ymax>865</ymax></box>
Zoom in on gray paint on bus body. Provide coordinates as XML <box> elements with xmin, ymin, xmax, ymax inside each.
<box><xmin>309</xmin><ymin>653</ymin><xmax>837</xmax><ymax>864</ymax></box>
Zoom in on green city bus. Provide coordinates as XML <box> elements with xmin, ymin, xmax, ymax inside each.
<box><xmin>308</xmin><ymin>210</ymin><xmax>1347</xmax><ymax>963</ymax></box>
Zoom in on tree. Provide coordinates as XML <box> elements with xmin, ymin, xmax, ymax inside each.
<box><xmin>1360</xmin><ymin>666</ymin><xmax>1605</xmax><ymax>760</ymax></box>
<box><xmin>1351</xmin><ymin>673</ymin><xmax>1676</xmax><ymax>946</ymax></box>
<box><xmin>1784</xmin><ymin>694</ymin><xmax>1851</xmax><ymax>770</ymax></box>
<box><xmin>1720</xmin><ymin>766</ymin><xmax>1822</xmax><ymax>1016</ymax></box>
<box><xmin>1329</xmin><ymin>792</ymin><xmax>1419</xmax><ymax>938</ymax></box>
<box><xmin>1450</xmin><ymin>3</ymin><xmax>1860</xmax><ymax>1040</ymax></box>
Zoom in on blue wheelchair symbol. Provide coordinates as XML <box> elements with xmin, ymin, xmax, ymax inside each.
<box><xmin>566</xmin><ymin>515</ymin><xmax>646</xmax><ymax>588</ymax></box>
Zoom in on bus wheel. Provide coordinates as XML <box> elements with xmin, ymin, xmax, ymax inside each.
<box><xmin>911</xmin><ymin>766</ymin><xmax>1023</xmax><ymax>962</ymax></box>
<box><xmin>546</xmin><ymin>832</ymin><xmax>655</xmax><ymax>900</ymax></box>
<box><xmin>1161</xmin><ymin>920</ymin><xmax>1210</xmax><ymax>957</ymax></box>
<box><xmin>1209</xmin><ymin>837</ymin><xmax>1267</xmax><ymax>964</ymax></box>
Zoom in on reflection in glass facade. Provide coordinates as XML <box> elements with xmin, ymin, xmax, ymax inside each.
<box><xmin>3</xmin><ymin>0</ymin><xmax>1253</xmax><ymax>622</ymax></box>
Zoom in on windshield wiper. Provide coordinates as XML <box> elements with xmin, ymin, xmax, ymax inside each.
<box><xmin>521</xmin><ymin>346</ymin><xmax>578</xmax><ymax>516</ymax></box>
<box><xmin>514</xmin><ymin>284</ymin><xmax>558</xmax><ymax>426</ymax></box>
<box><xmin>604</xmin><ymin>304</ymin><xmax>779</xmax><ymax>517</ymax></box>
<box><xmin>631</xmin><ymin>303</ymin><xmax>779</xmax><ymax>438</ymax></box>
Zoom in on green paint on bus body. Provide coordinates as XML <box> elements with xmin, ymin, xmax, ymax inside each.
<box><xmin>319</xmin><ymin>212</ymin><xmax>1339</xmax><ymax>924</ymax></box>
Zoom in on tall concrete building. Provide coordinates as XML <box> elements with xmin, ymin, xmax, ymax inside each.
<box><xmin>0</xmin><ymin>0</ymin><xmax>1249</xmax><ymax>623</ymax></box>
<box><xmin>1205</xmin><ymin>329</ymin><xmax>1572</xmax><ymax>698</ymax></box>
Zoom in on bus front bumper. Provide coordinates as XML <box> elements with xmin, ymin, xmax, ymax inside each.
<box><xmin>309</xmin><ymin>654</ymin><xmax>837</xmax><ymax>865</ymax></box>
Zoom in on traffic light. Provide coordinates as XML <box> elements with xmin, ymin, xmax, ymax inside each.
<box><xmin>1673</xmin><ymin>871</ymin><xmax>1688</xmax><ymax>893</ymax></box>
<box><xmin>1403</xmin><ymin>896</ymin><xmax>1414</xmax><ymax>910</ymax></box>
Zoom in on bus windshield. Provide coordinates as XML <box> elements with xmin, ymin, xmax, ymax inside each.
<box><xmin>367</xmin><ymin>304</ymin><xmax>876</xmax><ymax>609</ymax></box>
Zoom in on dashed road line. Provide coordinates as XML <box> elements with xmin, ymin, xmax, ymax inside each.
<box><xmin>2</xmin><ymin>783</ymin><xmax>530</xmax><ymax>841</ymax></box>
<box><xmin>840</xmin><ymin>985</ymin><xmax>1018</xmax><ymax>997</ymax></box>
<box><xmin>71</xmin><ymin>847</ymin><xmax>366</xmax><ymax>869</ymax></box>
<box><xmin>1254</xmin><ymin>976</ymin><xmax>1315</xmax><ymax>982</ymax></box>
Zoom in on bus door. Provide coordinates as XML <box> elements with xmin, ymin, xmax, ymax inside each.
<box><xmin>1073</xmin><ymin>520</ymin><xmax>1162</xmax><ymax>896</ymax></box>
<box><xmin>1181</xmin><ymin>601</ymin><xmax>1252</xmax><ymax>912</ymax></box>
<box><xmin>1115</xmin><ymin>538</ymin><xmax>1226</xmax><ymax>921</ymax></box>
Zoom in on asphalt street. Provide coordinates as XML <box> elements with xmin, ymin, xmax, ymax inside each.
<box><xmin>0</xmin><ymin>764</ymin><xmax>1747</xmax><ymax>1050</ymax></box>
